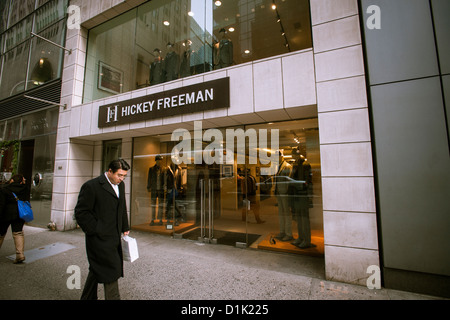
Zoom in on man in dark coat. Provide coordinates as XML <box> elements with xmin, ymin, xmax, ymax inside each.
<box><xmin>75</xmin><ymin>159</ymin><xmax>130</xmax><ymax>300</ymax></box>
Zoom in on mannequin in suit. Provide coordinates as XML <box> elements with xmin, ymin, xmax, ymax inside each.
<box><xmin>147</xmin><ymin>155</ymin><xmax>165</xmax><ymax>225</ymax></box>
<box><xmin>164</xmin><ymin>42</ymin><xmax>180</xmax><ymax>81</ymax></box>
<box><xmin>214</xmin><ymin>28</ymin><xmax>233</xmax><ymax>69</ymax></box>
<box><xmin>274</xmin><ymin>151</ymin><xmax>293</xmax><ymax>241</ymax></box>
<box><xmin>180</xmin><ymin>40</ymin><xmax>193</xmax><ymax>78</ymax></box>
<box><xmin>165</xmin><ymin>160</ymin><xmax>183</xmax><ymax>223</ymax></box>
<box><xmin>150</xmin><ymin>49</ymin><xmax>164</xmax><ymax>85</ymax></box>
<box><xmin>290</xmin><ymin>148</ymin><xmax>315</xmax><ymax>248</ymax></box>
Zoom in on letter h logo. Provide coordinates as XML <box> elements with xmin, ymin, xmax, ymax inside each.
<box><xmin>107</xmin><ymin>105</ymin><xmax>118</xmax><ymax>123</ymax></box>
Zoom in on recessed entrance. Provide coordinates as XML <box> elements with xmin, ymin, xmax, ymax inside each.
<box><xmin>130</xmin><ymin>119</ymin><xmax>323</xmax><ymax>258</ymax></box>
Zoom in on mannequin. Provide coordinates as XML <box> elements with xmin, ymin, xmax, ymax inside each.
<box><xmin>150</xmin><ymin>49</ymin><xmax>165</xmax><ymax>85</ymax></box>
<box><xmin>290</xmin><ymin>148</ymin><xmax>314</xmax><ymax>248</ymax></box>
<box><xmin>180</xmin><ymin>40</ymin><xmax>193</xmax><ymax>78</ymax></box>
<box><xmin>274</xmin><ymin>151</ymin><xmax>293</xmax><ymax>241</ymax></box>
<box><xmin>164</xmin><ymin>160</ymin><xmax>183</xmax><ymax>223</ymax></box>
<box><xmin>164</xmin><ymin>42</ymin><xmax>180</xmax><ymax>81</ymax></box>
<box><xmin>214</xmin><ymin>28</ymin><xmax>233</xmax><ymax>69</ymax></box>
<box><xmin>147</xmin><ymin>155</ymin><xmax>165</xmax><ymax>225</ymax></box>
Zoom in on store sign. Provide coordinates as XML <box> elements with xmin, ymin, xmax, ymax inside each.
<box><xmin>98</xmin><ymin>77</ymin><xmax>230</xmax><ymax>128</ymax></box>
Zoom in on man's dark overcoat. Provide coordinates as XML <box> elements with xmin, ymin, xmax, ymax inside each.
<box><xmin>74</xmin><ymin>174</ymin><xmax>129</xmax><ymax>283</ymax></box>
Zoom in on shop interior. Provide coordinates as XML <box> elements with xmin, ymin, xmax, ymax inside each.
<box><xmin>130</xmin><ymin>119</ymin><xmax>324</xmax><ymax>257</ymax></box>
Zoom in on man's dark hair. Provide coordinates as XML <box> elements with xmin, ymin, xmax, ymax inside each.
<box><xmin>108</xmin><ymin>159</ymin><xmax>130</xmax><ymax>173</ymax></box>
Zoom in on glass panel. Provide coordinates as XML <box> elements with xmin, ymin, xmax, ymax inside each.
<box><xmin>83</xmin><ymin>0</ymin><xmax>312</xmax><ymax>102</ymax></box>
<box><xmin>21</xmin><ymin>107</ymin><xmax>59</xmax><ymax>139</ymax></box>
<box><xmin>4</xmin><ymin>13</ymin><xmax>33</xmax><ymax>52</ymax></box>
<box><xmin>4</xmin><ymin>118</ymin><xmax>21</xmax><ymax>140</ymax></box>
<box><xmin>0</xmin><ymin>40</ymin><xmax>30</xmax><ymax>99</ymax></box>
<box><xmin>244</xmin><ymin>120</ymin><xmax>323</xmax><ymax>254</ymax></box>
<box><xmin>131</xmin><ymin>135</ymin><xmax>195</xmax><ymax>232</ymax></box>
<box><xmin>0</xmin><ymin>0</ymin><xmax>10</xmax><ymax>34</ymax></box>
<box><xmin>7</xmin><ymin>0</ymin><xmax>35</xmax><ymax>28</ymax></box>
<box><xmin>84</xmin><ymin>10</ymin><xmax>137</xmax><ymax>102</ymax></box>
<box><xmin>34</xmin><ymin>0</ymin><xmax>67</xmax><ymax>33</ymax></box>
<box><xmin>212</xmin><ymin>0</ymin><xmax>311</xmax><ymax>67</ymax></box>
<box><xmin>131</xmin><ymin>119</ymin><xmax>323</xmax><ymax>256</ymax></box>
<box><xmin>102</xmin><ymin>139</ymin><xmax>122</xmax><ymax>173</ymax></box>
<box><xmin>0</xmin><ymin>121</ymin><xmax>5</xmax><ymax>141</ymax></box>
<box><xmin>29</xmin><ymin>134</ymin><xmax>57</xmax><ymax>227</ymax></box>
<box><xmin>27</xmin><ymin>19</ymin><xmax>66</xmax><ymax>90</ymax></box>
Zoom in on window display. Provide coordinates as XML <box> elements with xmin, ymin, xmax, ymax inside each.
<box><xmin>83</xmin><ymin>0</ymin><xmax>312</xmax><ymax>103</ymax></box>
<box><xmin>131</xmin><ymin>119</ymin><xmax>323</xmax><ymax>257</ymax></box>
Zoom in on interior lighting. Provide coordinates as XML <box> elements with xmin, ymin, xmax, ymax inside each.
<box><xmin>215</xmin><ymin>1</ymin><xmax>222</xmax><ymax>6</ymax></box>
<box><xmin>188</xmin><ymin>11</ymin><xmax>194</xmax><ymax>17</ymax></box>
<box><xmin>163</xmin><ymin>20</ymin><xmax>170</xmax><ymax>26</ymax></box>
<box><xmin>228</xmin><ymin>27</ymin><xmax>235</xmax><ymax>32</ymax></box>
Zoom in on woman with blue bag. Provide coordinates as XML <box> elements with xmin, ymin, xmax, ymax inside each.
<box><xmin>0</xmin><ymin>174</ymin><xmax>30</xmax><ymax>264</ymax></box>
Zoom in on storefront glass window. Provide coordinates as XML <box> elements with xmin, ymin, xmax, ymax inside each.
<box><xmin>102</xmin><ymin>139</ymin><xmax>122</xmax><ymax>173</ymax></box>
<box><xmin>131</xmin><ymin>119</ymin><xmax>323</xmax><ymax>256</ymax></box>
<box><xmin>21</xmin><ymin>107</ymin><xmax>59</xmax><ymax>139</ymax></box>
<box><xmin>83</xmin><ymin>0</ymin><xmax>312</xmax><ymax>103</ymax></box>
<box><xmin>0</xmin><ymin>0</ymin><xmax>67</xmax><ymax>100</ymax></box>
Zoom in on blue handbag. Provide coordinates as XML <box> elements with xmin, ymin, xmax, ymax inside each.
<box><xmin>12</xmin><ymin>192</ymin><xmax>34</xmax><ymax>222</ymax></box>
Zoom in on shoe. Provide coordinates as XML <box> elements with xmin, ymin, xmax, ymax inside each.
<box><xmin>297</xmin><ymin>241</ymin><xmax>316</xmax><ymax>249</ymax></box>
<box><xmin>281</xmin><ymin>235</ymin><xmax>293</xmax><ymax>241</ymax></box>
<box><xmin>149</xmin><ymin>220</ymin><xmax>155</xmax><ymax>226</ymax></box>
<box><xmin>256</xmin><ymin>220</ymin><xmax>266</xmax><ymax>224</ymax></box>
<box><xmin>157</xmin><ymin>220</ymin><xmax>163</xmax><ymax>226</ymax></box>
<box><xmin>274</xmin><ymin>233</ymin><xmax>285</xmax><ymax>240</ymax></box>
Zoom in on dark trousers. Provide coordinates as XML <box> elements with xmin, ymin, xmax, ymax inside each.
<box><xmin>0</xmin><ymin>218</ymin><xmax>24</xmax><ymax>236</ymax></box>
<box><xmin>81</xmin><ymin>270</ymin><xmax>120</xmax><ymax>300</ymax></box>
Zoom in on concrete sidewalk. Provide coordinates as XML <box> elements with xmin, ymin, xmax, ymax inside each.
<box><xmin>0</xmin><ymin>225</ymin><xmax>445</xmax><ymax>301</ymax></box>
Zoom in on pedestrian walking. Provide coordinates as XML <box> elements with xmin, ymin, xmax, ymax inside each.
<box><xmin>0</xmin><ymin>174</ymin><xmax>29</xmax><ymax>264</ymax></box>
<box><xmin>75</xmin><ymin>159</ymin><xmax>131</xmax><ymax>300</ymax></box>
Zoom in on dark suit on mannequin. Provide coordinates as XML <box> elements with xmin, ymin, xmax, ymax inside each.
<box><xmin>164</xmin><ymin>43</ymin><xmax>180</xmax><ymax>81</ymax></box>
<box><xmin>274</xmin><ymin>152</ymin><xmax>293</xmax><ymax>241</ymax></box>
<box><xmin>147</xmin><ymin>155</ymin><xmax>165</xmax><ymax>225</ymax></box>
<box><xmin>290</xmin><ymin>149</ymin><xmax>314</xmax><ymax>248</ymax></box>
<box><xmin>214</xmin><ymin>29</ymin><xmax>233</xmax><ymax>69</ymax></box>
<box><xmin>165</xmin><ymin>162</ymin><xmax>183</xmax><ymax>222</ymax></box>
<box><xmin>150</xmin><ymin>49</ymin><xmax>165</xmax><ymax>85</ymax></box>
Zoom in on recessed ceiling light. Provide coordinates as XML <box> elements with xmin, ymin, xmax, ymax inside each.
<box><xmin>188</xmin><ymin>11</ymin><xmax>194</xmax><ymax>17</ymax></box>
<box><xmin>228</xmin><ymin>27</ymin><xmax>235</xmax><ymax>32</ymax></box>
<box><xmin>163</xmin><ymin>20</ymin><xmax>170</xmax><ymax>26</ymax></box>
<box><xmin>215</xmin><ymin>1</ymin><xmax>222</xmax><ymax>6</ymax></box>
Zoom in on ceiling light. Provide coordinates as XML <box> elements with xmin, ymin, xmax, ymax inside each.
<box><xmin>215</xmin><ymin>1</ymin><xmax>222</xmax><ymax>6</ymax></box>
<box><xmin>244</xmin><ymin>49</ymin><xmax>250</xmax><ymax>54</ymax></box>
<box><xmin>188</xmin><ymin>11</ymin><xmax>194</xmax><ymax>17</ymax></box>
<box><xmin>163</xmin><ymin>20</ymin><xmax>170</xmax><ymax>26</ymax></box>
<box><xmin>228</xmin><ymin>27</ymin><xmax>235</xmax><ymax>32</ymax></box>
<box><xmin>272</xmin><ymin>4</ymin><xmax>277</xmax><ymax>10</ymax></box>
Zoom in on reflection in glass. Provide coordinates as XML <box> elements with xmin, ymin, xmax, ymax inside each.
<box><xmin>83</xmin><ymin>0</ymin><xmax>311</xmax><ymax>103</ymax></box>
<box><xmin>131</xmin><ymin>119</ymin><xmax>323</xmax><ymax>257</ymax></box>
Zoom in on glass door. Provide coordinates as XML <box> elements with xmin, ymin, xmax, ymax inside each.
<box><xmin>130</xmin><ymin>119</ymin><xmax>324</xmax><ymax>257</ymax></box>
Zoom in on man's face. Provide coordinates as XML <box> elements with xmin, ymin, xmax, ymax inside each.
<box><xmin>107</xmin><ymin>168</ymin><xmax>128</xmax><ymax>185</ymax></box>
